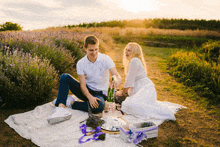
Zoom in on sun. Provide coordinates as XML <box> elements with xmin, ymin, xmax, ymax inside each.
<box><xmin>120</xmin><ymin>0</ymin><xmax>156</xmax><ymax>13</ymax></box>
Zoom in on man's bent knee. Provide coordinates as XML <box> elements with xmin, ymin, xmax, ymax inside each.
<box><xmin>98</xmin><ymin>101</ymin><xmax>105</xmax><ymax>112</ymax></box>
<box><xmin>60</xmin><ymin>73</ymin><xmax>71</xmax><ymax>83</ymax></box>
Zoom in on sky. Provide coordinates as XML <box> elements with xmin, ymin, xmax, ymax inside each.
<box><xmin>0</xmin><ymin>0</ymin><xmax>220</xmax><ymax>30</ymax></box>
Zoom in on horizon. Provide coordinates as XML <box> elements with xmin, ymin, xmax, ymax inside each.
<box><xmin>1</xmin><ymin>0</ymin><xmax>220</xmax><ymax>31</ymax></box>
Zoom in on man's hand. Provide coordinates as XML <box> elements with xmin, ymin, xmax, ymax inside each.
<box><xmin>88</xmin><ymin>96</ymin><xmax>101</xmax><ymax>109</ymax></box>
<box><xmin>79</xmin><ymin>75</ymin><xmax>101</xmax><ymax>109</ymax></box>
<box><xmin>109</xmin><ymin>75</ymin><xmax>121</xmax><ymax>89</ymax></box>
<box><xmin>109</xmin><ymin>67</ymin><xmax>122</xmax><ymax>88</ymax></box>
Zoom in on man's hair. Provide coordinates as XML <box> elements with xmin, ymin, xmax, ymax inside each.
<box><xmin>84</xmin><ymin>35</ymin><xmax>99</xmax><ymax>48</ymax></box>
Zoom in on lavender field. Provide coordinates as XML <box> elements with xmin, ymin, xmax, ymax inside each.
<box><xmin>0</xmin><ymin>29</ymin><xmax>115</xmax><ymax>108</ymax></box>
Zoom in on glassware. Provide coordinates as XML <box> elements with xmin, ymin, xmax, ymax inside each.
<box><xmin>102</xmin><ymin>109</ymin><xmax>109</xmax><ymax>120</ymax></box>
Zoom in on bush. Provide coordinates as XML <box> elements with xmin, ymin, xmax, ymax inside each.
<box><xmin>53</xmin><ymin>38</ymin><xmax>84</xmax><ymax>65</ymax></box>
<box><xmin>199</xmin><ymin>40</ymin><xmax>220</xmax><ymax>64</ymax></box>
<box><xmin>0</xmin><ymin>22</ymin><xmax>22</xmax><ymax>31</ymax></box>
<box><xmin>55</xmin><ymin>29</ymin><xmax>116</xmax><ymax>53</ymax></box>
<box><xmin>1</xmin><ymin>31</ymin><xmax>76</xmax><ymax>75</ymax></box>
<box><xmin>0</xmin><ymin>49</ymin><xmax>58</xmax><ymax>108</ymax></box>
<box><xmin>168</xmin><ymin>51</ymin><xmax>220</xmax><ymax>101</ymax></box>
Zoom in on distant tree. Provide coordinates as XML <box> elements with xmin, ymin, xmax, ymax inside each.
<box><xmin>0</xmin><ymin>22</ymin><xmax>22</xmax><ymax>31</ymax></box>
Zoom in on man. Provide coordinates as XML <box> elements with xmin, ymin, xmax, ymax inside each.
<box><xmin>47</xmin><ymin>35</ymin><xmax>122</xmax><ymax>124</ymax></box>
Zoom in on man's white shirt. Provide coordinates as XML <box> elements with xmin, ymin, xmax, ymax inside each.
<box><xmin>77</xmin><ymin>52</ymin><xmax>115</xmax><ymax>95</ymax></box>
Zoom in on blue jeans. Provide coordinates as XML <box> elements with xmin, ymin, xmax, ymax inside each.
<box><xmin>55</xmin><ymin>73</ymin><xmax>106</xmax><ymax>113</ymax></box>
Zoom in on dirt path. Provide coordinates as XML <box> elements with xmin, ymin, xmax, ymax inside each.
<box><xmin>106</xmin><ymin>44</ymin><xmax>220</xmax><ymax>147</ymax></box>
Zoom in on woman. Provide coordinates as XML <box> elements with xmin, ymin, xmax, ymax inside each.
<box><xmin>117</xmin><ymin>42</ymin><xmax>184</xmax><ymax>120</ymax></box>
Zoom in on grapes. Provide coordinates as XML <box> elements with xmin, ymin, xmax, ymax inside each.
<box><xmin>141</xmin><ymin>122</ymin><xmax>153</xmax><ymax>128</ymax></box>
<box><xmin>84</xmin><ymin>114</ymin><xmax>106</xmax><ymax>141</ymax></box>
<box><xmin>86</xmin><ymin>114</ymin><xmax>105</xmax><ymax>129</ymax></box>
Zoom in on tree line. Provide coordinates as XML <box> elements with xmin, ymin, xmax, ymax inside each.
<box><xmin>0</xmin><ymin>22</ymin><xmax>22</xmax><ymax>31</ymax></box>
<box><xmin>64</xmin><ymin>18</ymin><xmax>220</xmax><ymax>31</ymax></box>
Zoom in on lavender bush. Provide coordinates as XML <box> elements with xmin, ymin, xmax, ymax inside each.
<box><xmin>1</xmin><ymin>31</ymin><xmax>76</xmax><ymax>75</ymax></box>
<box><xmin>0</xmin><ymin>47</ymin><xmax>58</xmax><ymax>108</ymax></box>
<box><xmin>0</xmin><ymin>29</ymin><xmax>116</xmax><ymax>108</ymax></box>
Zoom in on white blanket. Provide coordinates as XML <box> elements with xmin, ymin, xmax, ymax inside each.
<box><xmin>4</xmin><ymin>95</ymin><xmax>185</xmax><ymax>147</ymax></box>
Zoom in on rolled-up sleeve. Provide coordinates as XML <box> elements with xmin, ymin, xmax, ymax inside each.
<box><xmin>124</xmin><ymin>58</ymin><xmax>139</xmax><ymax>88</ymax></box>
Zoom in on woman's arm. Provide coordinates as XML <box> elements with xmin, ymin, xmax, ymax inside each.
<box><xmin>122</xmin><ymin>87</ymin><xmax>133</xmax><ymax>96</ymax></box>
<box><xmin>124</xmin><ymin>58</ymin><xmax>139</xmax><ymax>89</ymax></box>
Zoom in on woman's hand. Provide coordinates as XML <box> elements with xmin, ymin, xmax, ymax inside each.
<box><xmin>115</xmin><ymin>91</ymin><xmax>123</xmax><ymax>97</ymax></box>
<box><xmin>122</xmin><ymin>88</ymin><xmax>129</xmax><ymax>97</ymax></box>
<box><xmin>88</xmin><ymin>96</ymin><xmax>101</xmax><ymax>109</ymax></box>
<box><xmin>115</xmin><ymin>90</ymin><xmax>128</xmax><ymax>104</ymax></box>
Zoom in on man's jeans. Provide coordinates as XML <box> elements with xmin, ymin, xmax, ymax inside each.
<box><xmin>55</xmin><ymin>73</ymin><xmax>106</xmax><ymax>113</ymax></box>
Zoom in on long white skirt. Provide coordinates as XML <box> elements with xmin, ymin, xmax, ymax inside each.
<box><xmin>121</xmin><ymin>78</ymin><xmax>184</xmax><ymax>121</ymax></box>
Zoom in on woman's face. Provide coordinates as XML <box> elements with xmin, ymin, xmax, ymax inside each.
<box><xmin>125</xmin><ymin>45</ymin><xmax>132</xmax><ymax>59</ymax></box>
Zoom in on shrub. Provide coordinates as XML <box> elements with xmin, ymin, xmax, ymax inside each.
<box><xmin>0</xmin><ymin>49</ymin><xmax>58</xmax><ymax>108</ymax></box>
<box><xmin>168</xmin><ymin>51</ymin><xmax>220</xmax><ymax>101</ymax></box>
<box><xmin>1</xmin><ymin>31</ymin><xmax>76</xmax><ymax>75</ymax></box>
<box><xmin>53</xmin><ymin>38</ymin><xmax>84</xmax><ymax>64</ymax></box>
<box><xmin>0</xmin><ymin>22</ymin><xmax>22</xmax><ymax>31</ymax></box>
<box><xmin>53</xmin><ymin>29</ymin><xmax>116</xmax><ymax>53</ymax></box>
<box><xmin>199</xmin><ymin>40</ymin><xmax>220</xmax><ymax>64</ymax></box>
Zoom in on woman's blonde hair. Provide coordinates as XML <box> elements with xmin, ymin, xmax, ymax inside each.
<box><xmin>123</xmin><ymin>42</ymin><xmax>147</xmax><ymax>75</ymax></box>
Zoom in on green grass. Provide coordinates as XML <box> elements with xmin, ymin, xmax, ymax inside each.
<box><xmin>112</xmin><ymin>35</ymin><xmax>214</xmax><ymax>48</ymax></box>
<box><xmin>142</xmin><ymin>46</ymin><xmax>181</xmax><ymax>59</ymax></box>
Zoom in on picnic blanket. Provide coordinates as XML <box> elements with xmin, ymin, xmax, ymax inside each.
<box><xmin>4</xmin><ymin>95</ymin><xmax>186</xmax><ymax>147</ymax></box>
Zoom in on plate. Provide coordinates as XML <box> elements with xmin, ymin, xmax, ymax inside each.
<box><xmin>101</xmin><ymin>117</ymin><xmax>127</xmax><ymax>132</ymax></box>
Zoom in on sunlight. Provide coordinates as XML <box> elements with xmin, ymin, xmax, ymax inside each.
<box><xmin>120</xmin><ymin>0</ymin><xmax>156</xmax><ymax>13</ymax></box>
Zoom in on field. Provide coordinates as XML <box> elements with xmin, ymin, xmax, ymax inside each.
<box><xmin>108</xmin><ymin>44</ymin><xmax>220</xmax><ymax>147</ymax></box>
<box><xmin>0</xmin><ymin>27</ymin><xmax>220</xmax><ymax>146</ymax></box>
<box><xmin>63</xmin><ymin>18</ymin><xmax>220</xmax><ymax>32</ymax></box>
<box><xmin>48</xmin><ymin>27</ymin><xmax>220</xmax><ymax>38</ymax></box>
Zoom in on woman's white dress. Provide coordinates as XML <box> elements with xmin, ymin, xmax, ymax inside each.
<box><xmin>121</xmin><ymin>57</ymin><xmax>185</xmax><ymax>121</ymax></box>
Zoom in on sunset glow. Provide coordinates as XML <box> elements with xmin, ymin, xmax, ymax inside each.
<box><xmin>0</xmin><ymin>0</ymin><xmax>219</xmax><ymax>30</ymax></box>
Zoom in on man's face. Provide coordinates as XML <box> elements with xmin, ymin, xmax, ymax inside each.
<box><xmin>85</xmin><ymin>43</ymin><xmax>99</xmax><ymax>62</ymax></box>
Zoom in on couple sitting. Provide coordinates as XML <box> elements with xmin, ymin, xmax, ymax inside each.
<box><xmin>48</xmin><ymin>35</ymin><xmax>176</xmax><ymax>125</ymax></box>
